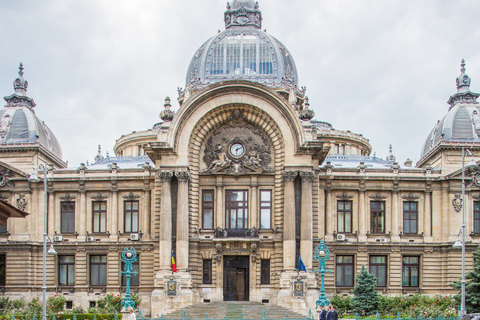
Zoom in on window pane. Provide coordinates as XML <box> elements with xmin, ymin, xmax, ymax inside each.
<box><xmin>338</xmin><ymin>212</ymin><xmax>345</xmax><ymax>233</ymax></box>
<box><xmin>204</xmin><ymin>193</ymin><xmax>214</xmax><ymax>201</ymax></box>
<box><xmin>345</xmin><ymin>213</ymin><xmax>351</xmax><ymax>233</ymax></box>
<box><xmin>261</xmin><ymin>208</ymin><xmax>271</xmax><ymax>229</ymax></box>
<box><xmin>345</xmin><ymin>202</ymin><xmax>351</xmax><ymax>210</ymax></box>
<box><xmin>203</xmin><ymin>209</ymin><xmax>213</xmax><ymax>229</ymax></box>
<box><xmin>260</xmin><ymin>191</ymin><xmax>271</xmax><ymax>202</ymax></box>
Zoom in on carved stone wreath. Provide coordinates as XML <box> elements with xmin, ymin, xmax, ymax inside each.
<box><xmin>16</xmin><ymin>194</ymin><xmax>27</xmax><ymax>211</ymax></box>
<box><xmin>452</xmin><ymin>193</ymin><xmax>462</xmax><ymax>212</ymax></box>
<box><xmin>203</xmin><ymin>109</ymin><xmax>272</xmax><ymax>177</ymax></box>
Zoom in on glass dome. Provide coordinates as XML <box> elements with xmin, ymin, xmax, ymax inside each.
<box><xmin>185</xmin><ymin>1</ymin><xmax>299</xmax><ymax>92</ymax></box>
<box><xmin>186</xmin><ymin>29</ymin><xmax>298</xmax><ymax>91</ymax></box>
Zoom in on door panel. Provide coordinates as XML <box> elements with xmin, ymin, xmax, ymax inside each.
<box><xmin>223</xmin><ymin>256</ymin><xmax>249</xmax><ymax>301</ymax></box>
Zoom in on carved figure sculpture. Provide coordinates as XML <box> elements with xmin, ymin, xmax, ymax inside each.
<box><xmin>243</xmin><ymin>146</ymin><xmax>263</xmax><ymax>168</ymax></box>
<box><xmin>206</xmin><ymin>145</ymin><xmax>231</xmax><ymax>172</ymax></box>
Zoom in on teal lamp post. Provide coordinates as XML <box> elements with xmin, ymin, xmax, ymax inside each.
<box><xmin>314</xmin><ymin>239</ymin><xmax>331</xmax><ymax>308</ymax></box>
<box><xmin>121</xmin><ymin>247</ymin><xmax>138</xmax><ymax>310</ymax></box>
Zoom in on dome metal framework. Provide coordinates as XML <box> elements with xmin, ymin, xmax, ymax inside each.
<box><xmin>185</xmin><ymin>1</ymin><xmax>299</xmax><ymax>93</ymax></box>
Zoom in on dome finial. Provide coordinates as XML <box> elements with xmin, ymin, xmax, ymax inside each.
<box><xmin>18</xmin><ymin>62</ymin><xmax>24</xmax><ymax>77</ymax></box>
<box><xmin>13</xmin><ymin>62</ymin><xmax>28</xmax><ymax>96</ymax></box>
<box><xmin>386</xmin><ymin>144</ymin><xmax>396</xmax><ymax>162</ymax></box>
<box><xmin>225</xmin><ymin>0</ymin><xmax>262</xmax><ymax>29</ymax></box>
<box><xmin>456</xmin><ymin>58</ymin><xmax>471</xmax><ymax>93</ymax></box>
<box><xmin>447</xmin><ymin>59</ymin><xmax>479</xmax><ymax>108</ymax></box>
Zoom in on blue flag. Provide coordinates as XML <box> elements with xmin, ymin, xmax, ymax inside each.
<box><xmin>298</xmin><ymin>257</ymin><xmax>307</xmax><ymax>272</ymax></box>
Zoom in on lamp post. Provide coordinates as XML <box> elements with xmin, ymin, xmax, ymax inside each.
<box><xmin>314</xmin><ymin>239</ymin><xmax>331</xmax><ymax>309</ymax></box>
<box><xmin>121</xmin><ymin>247</ymin><xmax>138</xmax><ymax>311</ymax></box>
<box><xmin>453</xmin><ymin>148</ymin><xmax>478</xmax><ymax>317</ymax></box>
<box><xmin>28</xmin><ymin>162</ymin><xmax>56</xmax><ymax>320</ymax></box>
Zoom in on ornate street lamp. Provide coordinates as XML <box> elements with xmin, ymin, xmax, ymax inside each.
<box><xmin>28</xmin><ymin>162</ymin><xmax>56</xmax><ymax>320</ymax></box>
<box><xmin>314</xmin><ymin>239</ymin><xmax>331</xmax><ymax>308</ymax></box>
<box><xmin>453</xmin><ymin>148</ymin><xmax>479</xmax><ymax>317</ymax></box>
<box><xmin>121</xmin><ymin>247</ymin><xmax>138</xmax><ymax>311</ymax></box>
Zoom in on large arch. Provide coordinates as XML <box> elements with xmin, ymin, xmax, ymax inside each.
<box><xmin>166</xmin><ymin>80</ymin><xmax>306</xmax><ymax>166</ymax></box>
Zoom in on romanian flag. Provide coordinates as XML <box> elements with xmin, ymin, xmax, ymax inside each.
<box><xmin>171</xmin><ymin>251</ymin><xmax>177</xmax><ymax>273</ymax></box>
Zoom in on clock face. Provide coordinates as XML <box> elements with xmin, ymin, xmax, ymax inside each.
<box><xmin>230</xmin><ymin>143</ymin><xmax>245</xmax><ymax>157</ymax></box>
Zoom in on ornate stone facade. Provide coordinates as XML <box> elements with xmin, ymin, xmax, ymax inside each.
<box><xmin>0</xmin><ymin>0</ymin><xmax>478</xmax><ymax>318</ymax></box>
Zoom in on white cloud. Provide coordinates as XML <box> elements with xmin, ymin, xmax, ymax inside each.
<box><xmin>1</xmin><ymin>0</ymin><xmax>479</xmax><ymax>166</ymax></box>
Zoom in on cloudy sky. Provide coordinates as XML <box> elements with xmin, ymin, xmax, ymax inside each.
<box><xmin>1</xmin><ymin>0</ymin><xmax>480</xmax><ymax>167</ymax></box>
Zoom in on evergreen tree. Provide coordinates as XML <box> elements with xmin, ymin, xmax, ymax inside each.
<box><xmin>451</xmin><ymin>245</ymin><xmax>480</xmax><ymax>312</ymax></box>
<box><xmin>352</xmin><ymin>265</ymin><xmax>380</xmax><ymax>316</ymax></box>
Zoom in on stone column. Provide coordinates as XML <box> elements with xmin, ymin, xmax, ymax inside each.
<box><xmin>300</xmin><ymin>171</ymin><xmax>314</xmax><ymax>270</ymax></box>
<box><xmin>283</xmin><ymin>171</ymin><xmax>297</xmax><ymax>271</ymax></box>
<box><xmin>424</xmin><ymin>191</ymin><xmax>432</xmax><ymax>239</ymax></box>
<box><xmin>325</xmin><ymin>189</ymin><xmax>333</xmax><ymax>240</ymax></box>
<box><xmin>159</xmin><ymin>171</ymin><xmax>173</xmax><ymax>270</ymax></box>
<box><xmin>144</xmin><ymin>189</ymin><xmax>152</xmax><ymax>236</ymax></box>
<box><xmin>111</xmin><ymin>191</ymin><xmax>118</xmax><ymax>236</ymax></box>
<box><xmin>175</xmin><ymin>171</ymin><xmax>190</xmax><ymax>271</ymax></box>
<box><xmin>49</xmin><ymin>192</ymin><xmax>56</xmax><ymax>235</ymax></box>
<box><xmin>358</xmin><ymin>190</ymin><xmax>366</xmax><ymax>241</ymax></box>
<box><xmin>79</xmin><ymin>191</ymin><xmax>86</xmax><ymax>236</ymax></box>
<box><xmin>216</xmin><ymin>176</ymin><xmax>223</xmax><ymax>228</ymax></box>
<box><xmin>391</xmin><ymin>191</ymin><xmax>399</xmax><ymax>240</ymax></box>
<box><xmin>250</xmin><ymin>176</ymin><xmax>258</xmax><ymax>229</ymax></box>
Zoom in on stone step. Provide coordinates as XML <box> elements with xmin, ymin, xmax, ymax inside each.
<box><xmin>160</xmin><ymin>301</ymin><xmax>309</xmax><ymax>319</ymax></box>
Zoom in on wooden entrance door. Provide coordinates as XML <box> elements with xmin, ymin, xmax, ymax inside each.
<box><xmin>224</xmin><ymin>256</ymin><xmax>249</xmax><ymax>301</ymax></box>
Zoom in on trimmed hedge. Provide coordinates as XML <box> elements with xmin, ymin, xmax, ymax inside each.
<box><xmin>50</xmin><ymin>314</ymin><xmax>119</xmax><ymax>320</ymax></box>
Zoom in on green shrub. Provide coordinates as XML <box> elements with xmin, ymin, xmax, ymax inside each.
<box><xmin>330</xmin><ymin>294</ymin><xmax>353</xmax><ymax>317</ymax></box>
<box><xmin>59</xmin><ymin>313</ymin><xmax>119</xmax><ymax>320</ymax></box>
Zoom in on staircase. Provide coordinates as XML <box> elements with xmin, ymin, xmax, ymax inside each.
<box><xmin>161</xmin><ymin>301</ymin><xmax>309</xmax><ymax>319</ymax></box>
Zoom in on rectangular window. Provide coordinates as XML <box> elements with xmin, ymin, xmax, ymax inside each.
<box><xmin>402</xmin><ymin>256</ymin><xmax>419</xmax><ymax>287</ymax></box>
<box><xmin>92</xmin><ymin>201</ymin><xmax>107</xmax><ymax>233</ymax></box>
<box><xmin>202</xmin><ymin>191</ymin><xmax>214</xmax><ymax>230</ymax></box>
<box><xmin>369</xmin><ymin>256</ymin><xmax>387</xmax><ymax>287</ymax></box>
<box><xmin>261</xmin><ymin>259</ymin><xmax>270</xmax><ymax>285</ymax></box>
<box><xmin>260</xmin><ymin>190</ymin><xmax>272</xmax><ymax>230</ymax></box>
<box><xmin>225</xmin><ymin>190</ymin><xmax>248</xmax><ymax>229</ymax></box>
<box><xmin>59</xmin><ymin>255</ymin><xmax>75</xmax><ymax>286</ymax></box>
<box><xmin>203</xmin><ymin>259</ymin><xmax>212</xmax><ymax>284</ymax></box>
<box><xmin>336</xmin><ymin>255</ymin><xmax>354</xmax><ymax>287</ymax></box>
<box><xmin>370</xmin><ymin>201</ymin><xmax>385</xmax><ymax>233</ymax></box>
<box><xmin>403</xmin><ymin>202</ymin><xmax>418</xmax><ymax>234</ymax></box>
<box><xmin>475</xmin><ymin>201</ymin><xmax>480</xmax><ymax>234</ymax></box>
<box><xmin>124</xmin><ymin>201</ymin><xmax>139</xmax><ymax>233</ymax></box>
<box><xmin>0</xmin><ymin>254</ymin><xmax>5</xmax><ymax>286</ymax></box>
<box><xmin>337</xmin><ymin>201</ymin><xmax>352</xmax><ymax>233</ymax></box>
<box><xmin>61</xmin><ymin>202</ymin><xmax>75</xmax><ymax>234</ymax></box>
<box><xmin>121</xmin><ymin>256</ymin><xmax>139</xmax><ymax>286</ymax></box>
<box><xmin>0</xmin><ymin>223</ymin><xmax>6</xmax><ymax>234</ymax></box>
<box><xmin>90</xmin><ymin>255</ymin><xmax>107</xmax><ymax>286</ymax></box>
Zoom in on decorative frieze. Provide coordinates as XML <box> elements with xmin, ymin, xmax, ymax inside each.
<box><xmin>368</xmin><ymin>193</ymin><xmax>387</xmax><ymax>201</ymax></box>
<box><xmin>158</xmin><ymin>171</ymin><xmax>173</xmax><ymax>182</ymax></box>
<box><xmin>90</xmin><ymin>192</ymin><xmax>108</xmax><ymax>201</ymax></box>
<box><xmin>401</xmin><ymin>193</ymin><xmax>420</xmax><ymax>201</ymax></box>
<box><xmin>452</xmin><ymin>193</ymin><xmax>462</xmax><ymax>212</ymax></box>
<box><xmin>336</xmin><ymin>192</ymin><xmax>353</xmax><ymax>201</ymax></box>
<box><xmin>0</xmin><ymin>167</ymin><xmax>13</xmax><ymax>188</ymax></box>
<box><xmin>16</xmin><ymin>194</ymin><xmax>27</xmax><ymax>211</ymax></box>
<box><xmin>283</xmin><ymin>171</ymin><xmax>298</xmax><ymax>182</ymax></box>
<box><xmin>59</xmin><ymin>193</ymin><xmax>77</xmax><ymax>201</ymax></box>
<box><xmin>299</xmin><ymin>171</ymin><xmax>314</xmax><ymax>182</ymax></box>
<box><xmin>122</xmin><ymin>192</ymin><xmax>140</xmax><ymax>200</ymax></box>
<box><xmin>175</xmin><ymin>171</ymin><xmax>190</xmax><ymax>182</ymax></box>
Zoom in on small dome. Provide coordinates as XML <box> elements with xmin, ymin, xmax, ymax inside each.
<box><xmin>185</xmin><ymin>1</ymin><xmax>298</xmax><ymax>93</ymax></box>
<box><xmin>1</xmin><ymin>64</ymin><xmax>63</xmax><ymax>159</ymax></box>
<box><xmin>421</xmin><ymin>60</ymin><xmax>480</xmax><ymax>158</ymax></box>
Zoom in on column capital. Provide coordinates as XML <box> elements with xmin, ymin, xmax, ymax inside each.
<box><xmin>158</xmin><ymin>171</ymin><xmax>173</xmax><ymax>182</ymax></box>
<box><xmin>299</xmin><ymin>171</ymin><xmax>314</xmax><ymax>182</ymax></box>
<box><xmin>282</xmin><ymin>170</ymin><xmax>298</xmax><ymax>182</ymax></box>
<box><xmin>175</xmin><ymin>171</ymin><xmax>190</xmax><ymax>182</ymax></box>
